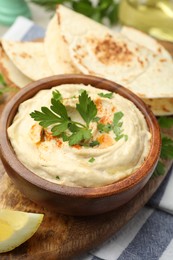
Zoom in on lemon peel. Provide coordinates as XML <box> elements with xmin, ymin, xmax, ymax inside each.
<box><xmin>0</xmin><ymin>209</ymin><xmax>44</xmax><ymax>253</ymax></box>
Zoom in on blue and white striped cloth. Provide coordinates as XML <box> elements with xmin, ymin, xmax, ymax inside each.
<box><xmin>83</xmin><ymin>166</ymin><xmax>173</xmax><ymax>260</ymax></box>
<box><xmin>3</xmin><ymin>17</ymin><xmax>173</xmax><ymax>260</ymax></box>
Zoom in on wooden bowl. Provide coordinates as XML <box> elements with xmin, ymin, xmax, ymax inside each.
<box><xmin>0</xmin><ymin>75</ymin><xmax>161</xmax><ymax>216</ymax></box>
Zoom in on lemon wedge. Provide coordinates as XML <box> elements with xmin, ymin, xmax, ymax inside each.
<box><xmin>0</xmin><ymin>209</ymin><xmax>44</xmax><ymax>253</ymax></box>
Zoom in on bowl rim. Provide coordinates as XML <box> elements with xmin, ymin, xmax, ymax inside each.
<box><xmin>0</xmin><ymin>74</ymin><xmax>161</xmax><ymax>198</ymax></box>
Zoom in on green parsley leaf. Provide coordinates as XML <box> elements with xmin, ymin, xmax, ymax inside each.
<box><xmin>30</xmin><ymin>107</ymin><xmax>64</xmax><ymax>128</ymax></box>
<box><xmin>153</xmin><ymin>161</ymin><xmax>165</xmax><ymax>177</ymax></box>
<box><xmin>158</xmin><ymin>117</ymin><xmax>173</xmax><ymax>129</ymax></box>
<box><xmin>61</xmin><ymin>132</ymin><xmax>69</xmax><ymax>142</ymax></box>
<box><xmin>52</xmin><ymin>90</ymin><xmax>62</xmax><ymax>101</ymax></box>
<box><xmin>115</xmin><ymin>134</ymin><xmax>124</xmax><ymax>141</ymax></box>
<box><xmin>72</xmin><ymin>0</ymin><xmax>95</xmax><ymax>17</ymax></box>
<box><xmin>79</xmin><ymin>89</ymin><xmax>85</xmax><ymax>94</ymax></box>
<box><xmin>152</xmin><ymin>116</ymin><xmax>173</xmax><ymax>178</ymax></box>
<box><xmin>56</xmin><ymin>175</ymin><xmax>60</xmax><ymax>180</ymax></box>
<box><xmin>112</xmin><ymin>111</ymin><xmax>129</xmax><ymax>141</ymax></box>
<box><xmin>89</xmin><ymin>140</ymin><xmax>100</xmax><ymax>147</ymax></box>
<box><xmin>88</xmin><ymin>157</ymin><xmax>95</xmax><ymax>163</ymax></box>
<box><xmin>69</xmin><ymin>128</ymin><xmax>92</xmax><ymax>146</ymax></box>
<box><xmin>92</xmin><ymin>116</ymin><xmax>100</xmax><ymax>122</ymax></box>
<box><xmin>107</xmin><ymin>1</ymin><xmax>119</xmax><ymax>25</ymax></box>
<box><xmin>0</xmin><ymin>73</ymin><xmax>14</xmax><ymax>97</ymax></box>
<box><xmin>115</xmin><ymin>134</ymin><xmax>128</xmax><ymax>141</ymax></box>
<box><xmin>76</xmin><ymin>90</ymin><xmax>97</xmax><ymax>126</ymax></box>
<box><xmin>50</xmin><ymin>98</ymin><xmax>69</xmax><ymax>121</ymax></box>
<box><xmin>97</xmin><ymin>123</ymin><xmax>112</xmax><ymax>133</ymax></box>
<box><xmin>98</xmin><ymin>92</ymin><xmax>113</xmax><ymax>99</ymax></box>
<box><xmin>0</xmin><ymin>73</ymin><xmax>7</xmax><ymax>86</ymax></box>
<box><xmin>68</xmin><ymin>123</ymin><xmax>80</xmax><ymax>133</ymax></box>
<box><xmin>0</xmin><ymin>87</ymin><xmax>13</xmax><ymax>96</ymax></box>
<box><xmin>51</xmin><ymin>122</ymin><xmax>68</xmax><ymax>136</ymax></box>
<box><xmin>113</xmin><ymin>111</ymin><xmax>124</xmax><ymax>125</ymax></box>
<box><xmin>160</xmin><ymin>136</ymin><xmax>173</xmax><ymax>159</ymax></box>
<box><xmin>31</xmin><ymin>0</ymin><xmax>119</xmax><ymax>26</ymax></box>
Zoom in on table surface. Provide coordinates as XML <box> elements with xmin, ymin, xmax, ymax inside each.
<box><xmin>0</xmin><ymin>2</ymin><xmax>52</xmax><ymax>36</ymax></box>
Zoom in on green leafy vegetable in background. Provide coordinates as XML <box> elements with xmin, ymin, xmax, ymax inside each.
<box><xmin>152</xmin><ymin>161</ymin><xmax>165</xmax><ymax>177</ymax></box>
<box><xmin>153</xmin><ymin>116</ymin><xmax>173</xmax><ymax>177</ymax></box>
<box><xmin>0</xmin><ymin>74</ymin><xmax>13</xmax><ymax>97</ymax></box>
<box><xmin>160</xmin><ymin>136</ymin><xmax>173</xmax><ymax>160</ymax></box>
<box><xmin>158</xmin><ymin>116</ymin><xmax>173</xmax><ymax>129</ymax></box>
<box><xmin>89</xmin><ymin>140</ymin><xmax>100</xmax><ymax>147</ymax></box>
<box><xmin>0</xmin><ymin>74</ymin><xmax>7</xmax><ymax>86</ymax></box>
<box><xmin>30</xmin><ymin>0</ymin><xmax>119</xmax><ymax>25</ymax></box>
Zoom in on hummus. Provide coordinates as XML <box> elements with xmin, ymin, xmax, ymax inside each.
<box><xmin>8</xmin><ymin>84</ymin><xmax>151</xmax><ymax>187</ymax></box>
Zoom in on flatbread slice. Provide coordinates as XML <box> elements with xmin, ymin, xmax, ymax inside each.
<box><xmin>56</xmin><ymin>5</ymin><xmax>150</xmax><ymax>83</ymax></box>
<box><xmin>142</xmin><ymin>98</ymin><xmax>173</xmax><ymax>116</ymax></box>
<box><xmin>44</xmin><ymin>14</ymin><xmax>79</xmax><ymax>74</ymax></box>
<box><xmin>1</xmin><ymin>40</ymin><xmax>54</xmax><ymax>81</ymax></box>
<box><xmin>121</xmin><ymin>27</ymin><xmax>173</xmax><ymax>99</ymax></box>
<box><xmin>121</xmin><ymin>26</ymin><xmax>171</xmax><ymax>58</ymax></box>
<box><xmin>56</xmin><ymin>5</ymin><xmax>173</xmax><ymax>99</ymax></box>
<box><xmin>0</xmin><ymin>44</ymin><xmax>32</xmax><ymax>88</ymax></box>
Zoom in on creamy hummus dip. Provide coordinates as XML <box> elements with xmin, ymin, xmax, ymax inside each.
<box><xmin>8</xmin><ymin>84</ymin><xmax>151</xmax><ymax>187</ymax></box>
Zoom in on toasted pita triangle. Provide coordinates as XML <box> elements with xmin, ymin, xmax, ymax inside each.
<box><xmin>0</xmin><ymin>44</ymin><xmax>32</xmax><ymax>88</ymax></box>
<box><xmin>44</xmin><ymin>14</ymin><xmax>79</xmax><ymax>74</ymax></box>
<box><xmin>1</xmin><ymin>40</ymin><xmax>54</xmax><ymax>81</ymax></box>
<box><xmin>55</xmin><ymin>5</ymin><xmax>173</xmax><ymax>99</ymax></box>
<box><xmin>142</xmin><ymin>98</ymin><xmax>173</xmax><ymax>116</ymax></box>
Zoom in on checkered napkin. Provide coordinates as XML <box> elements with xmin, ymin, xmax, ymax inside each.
<box><xmin>3</xmin><ymin>17</ymin><xmax>173</xmax><ymax>260</ymax></box>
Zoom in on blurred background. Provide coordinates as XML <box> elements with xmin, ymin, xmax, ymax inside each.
<box><xmin>0</xmin><ymin>0</ymin><xmax>173</xmax><ymax>41</ymax></box>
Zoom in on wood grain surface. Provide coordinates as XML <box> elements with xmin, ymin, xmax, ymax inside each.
<box><xmin>0</xmin><ymin>41</ymin><xmax>173</xmax><ymax>260</ymax></box>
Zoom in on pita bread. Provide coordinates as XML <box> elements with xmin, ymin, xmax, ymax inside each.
<box><xmin>1</xmin><ymin>40</ymin><xmax>54</xmax><ymax>81</ymax></box>
<box><xmin>0</xmin><ymin>44</ymin><xmax>32</xmax><ymax>88</ymax></box>
<box><xmin>55</xmin><ymin>5</ymin><xmax>173</xmax><ymax>99</ymax></box>
<box><xmin>121</xmin><ymin>27</ymin><xmax>171</xmax><ymax>58</ymax></box>
<box><xmin>121</xmin><ymin>27</ymin><xmax>173</xmax><ymax>99</ymax></box>
<box><xmin>55</xmin><ymin>5</ymin><xmax>150</xmax><ymax>82</ymax></box>
<box><xmin>44</xmin><ymin>14</ymin><xmax>79</xmax><ymax>74</ymax></box>
<box><xmin>142</xmin><ymin>98</ymin><xmax>173</xmax><ymax>116</ymax></box>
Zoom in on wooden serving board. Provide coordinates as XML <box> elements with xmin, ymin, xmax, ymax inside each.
<box><xmin>0</xmin><ymin>42</ymin><xmax>173</xmax><ymax>260</ymax></box>
<box><xmin>0</xmin><ymin>163</ymin><xmax>172</xmax><ymax>260</ymax></box>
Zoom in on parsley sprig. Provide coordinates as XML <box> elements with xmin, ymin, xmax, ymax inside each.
<box><xmin>76</xmin><ymin>90</ymin><xmax>97</xmax><ymax>127</ymax></box>
<box><xmin>153</xmin><ymin>116</ymin><xmax>173</xmax><ymax>177</ymax></box>
<box><xmin>30</xmin><ymin>90</ymin><xmax>128</xmax><ymax>147</ymax></box>
<box><xmin>98</xmin><ymin>92</ymin><xmax>113</xmax><ymax>99</ymax></box>
<box><xmin>153</xmin><ymin>161</ymin><xmax>165</xmax><ymax>176</ymax></box>
<box><xmin>97</xmin><ymin>111</ymin><xmax>127</xmax><ymax>141</ymax></box>
<box><xmin>0</xmin><ymin>74</ymin><xmax>13</xmax><ymax>97</ymax></box>
<box><xmin>158</xmin><ymin>117</ymin><xmax>173</xmax><ymax>129</ymax></box>
<box><xmin>30</xmin><ymin>0</ymin><xmax>119</xmax><ymax>25</ymax></box>
<box><xmin>160</xmin><ymin>136</ymin><xmax>173</xmax><ymax>159</ymax></box>
<box><xmin>30</xmin><ymin>90</ymin><xmax>97</xmax><ymax>146</ymax></box>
